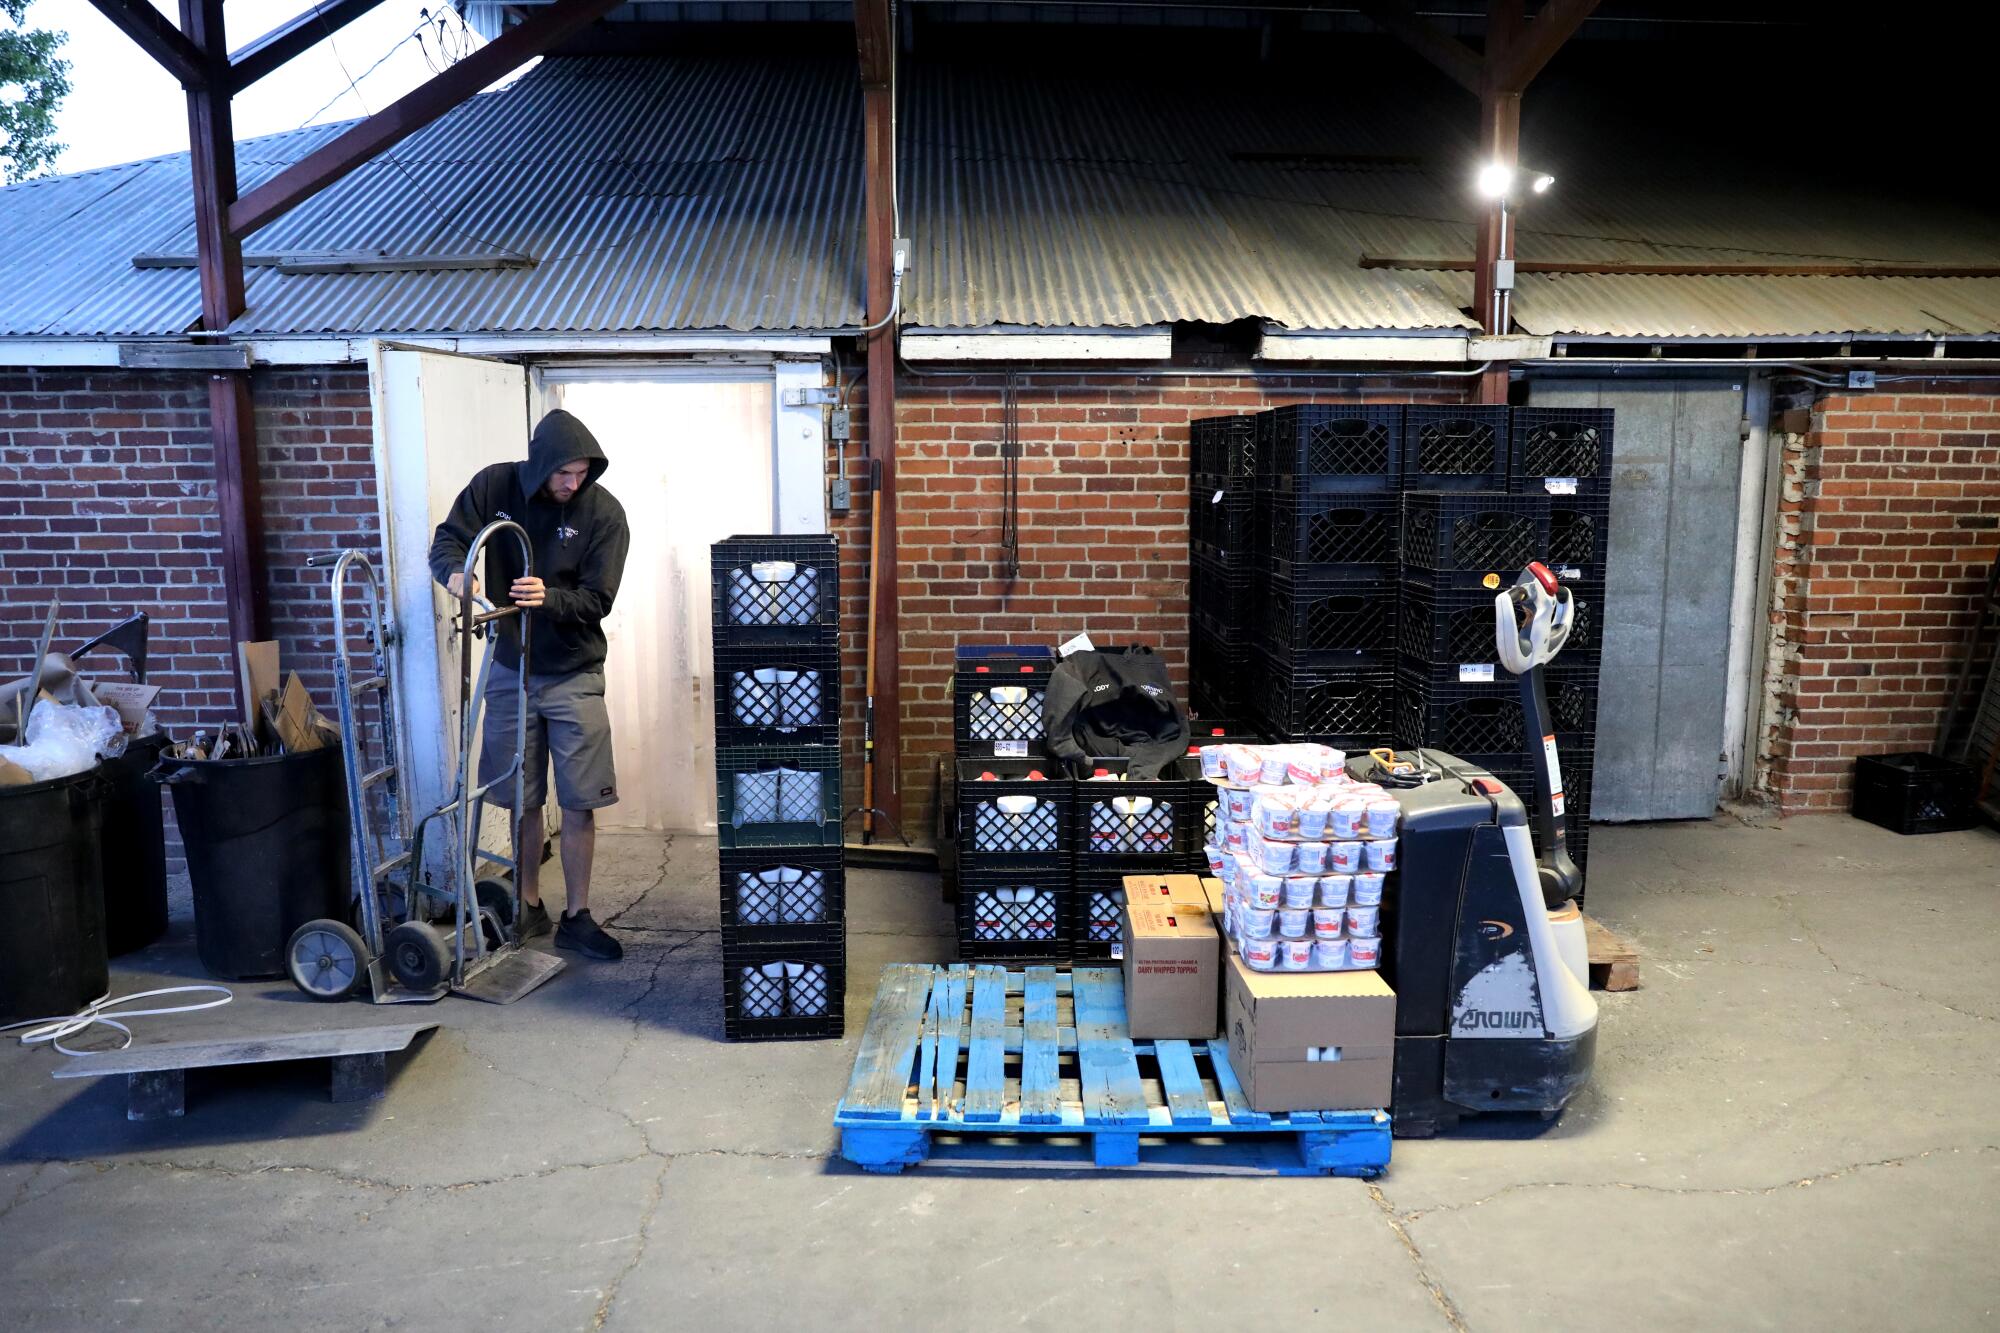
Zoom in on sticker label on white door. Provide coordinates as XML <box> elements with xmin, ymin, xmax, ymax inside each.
<box><xmin>995</xmin><ymin>740</ymin><xmax>1029</xmax><ymax>759</ymax></box>
<box><xmin>1459</xmin><ymin>663</ymin><xmax>1496</xmax><ymax>683</ymax></box>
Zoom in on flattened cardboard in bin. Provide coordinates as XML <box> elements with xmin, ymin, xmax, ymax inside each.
<box><xmin>1122</xmin><ymin>893</ymin><xmax>1220</xmax><ymax>1040</ymax></box>
<box><xmin>237</xmin><ymin>641</ymin><xmax>279</xmax><ymax>733</ymax></box>
<box><xmin>1225</xmin><ymin>954</ymin><xmax>1395</xmax><ymax>1112</ymax></box>
<box><xmin>93</xmin><ymin>682</ymin><xmax>159</xmax><ymax>735</ymax></box>
<box><xmin>275</xmin><ymin>674</ymin><xmax>327</xmax><ymax>753</ymax></box>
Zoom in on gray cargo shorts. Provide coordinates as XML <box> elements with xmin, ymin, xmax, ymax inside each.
<box><xmin>478</xmin><ymin>662</ymin><xmax>619</xmax><ymax>812</ymax></box>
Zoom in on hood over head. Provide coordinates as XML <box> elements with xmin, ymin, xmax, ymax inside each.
<box><xmin>519</xmin><ymin>409</ymin><xmax>609</xmax><ymax>498</ymax></box>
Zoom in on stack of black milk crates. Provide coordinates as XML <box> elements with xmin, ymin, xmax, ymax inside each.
<box><xmin>1510</xmin><ymin>406</ymin><xmax>1615</xmax><ymax>885</ymax></box>
<box><xmin>952</xmin><ymin>644</ymin><xmax>1067</xmax><ymax>963</ymax></box>
<box><xmin>1188</xmin><ymin>415</ymin><xmax>1259</xmax><ymax>718</ymax></box>
<box><xmin>1243</xmin><ymin>404</ymin><xmax>1405</xmax><ymax>750</ymax></box>
<box><xmin>711</xmin><ymin>534</ymin><xmax>844</xmax><ymax>1040</ymax></box>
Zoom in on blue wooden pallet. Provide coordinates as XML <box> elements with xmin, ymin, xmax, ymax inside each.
<box><xmin>835</xmin><ymin>964</ymin><xmax>1391</xmax><ymax>1177</ymax></box>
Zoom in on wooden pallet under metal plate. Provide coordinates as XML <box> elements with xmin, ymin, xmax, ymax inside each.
<box><xmin>835</xmin><ymin>964</ymin><xmax>1391</xmax><ymax>1176</ymax></box>
<box><xmin>1584</xmin><ymin>915</ymin><xmax>1639</xmax><ymax>991</ymax></box>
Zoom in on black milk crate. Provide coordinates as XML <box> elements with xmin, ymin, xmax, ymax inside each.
<box><xmin>956</xmin><ymin>869</ymin><xmax>1073</xmax><ymax>962</ymax></box>
<box><xmin>954</xmin><ymin>648</ymin><xmax>1054</xmax><ymax>760</ymax></box>
<box><xmin>1398</xmin><ymin>578</ymin><xmax>1510</xmax><ymax>667</ymax></box>
<box><xmin>1401</xmin><ymin>492</ymin><xmax>1550</xmax><ymax>581</ymax></box>
<box><xmin>712</xmin><ymin>535</ymin><xmax>840</xmax><ymax>647</ymax></box>
<box><xmin>713</xmin><ymin>646</ymin><xmax>842</xmax><ymax>746</ymax></box>
<box><xmin>1260</xmin><ymin>493</ymin><xmax>1400</xmax><ymax>580</ymax></box>
<box><xmin>1258</xmin><ymin>404</ymin><xmax>1403</xmax><ymax>493</ymax></box>
<box><xmin>1190</xmin><ymin>619</ymin><xmax>1256</xmax><ymax>723</ymax></box>
<box><xmin>1511</xmin><ymin>407</ymin><xmax>1615</xmax><ymax>497</ymax></box>
<box><xmin>1257</xmin><ymin>574</ymin><xmax>1399</xmax><ymax>670</ymax></box>
<box><xmin>719</xmin><ymin>845</ymin><xmax>846</xmax><ymax>945</ymax></box>
<box><xmin>1543</xmin><ymin>663</ymin><xmax>1601</xmax><ymax>739</ymax></box>
<box><xmin>1548</xmin><ymin>496</ymin><xmax>1612</xmax><ymax>577</ymax></box>
<box><xmin>1560</xmin><ymin>578</ymin><xmax>1606</xmax><ymax>663</ymax></box>
<box><xmin>723</xmin><ymin>940</ymin><xmax>845</xmax><ymax>1041</ymax></box>
<box><xmin>1402</xmin><ymin>405</ymin><xmax>1510</xmax><ymax>492</ymax></box>
<box><xmin>716</xmin><ymin>745</ymin><xmax>843</xmax><ymax>849</ymax></box>
<box><xmin>955</xmin><ymin>759</ymin><xmax>1073</xmax><ymax>864</ymax></box>
<box><xmin>1070</xmin><ymin>868</ymin><xmax>1131</xmax><ymax>961</ymax></box>
<box><xmin>1249</xmin><ymin>655</ymin><xmax>1397</xmax><ymax>747</ymax></box>
<box><xmin>1191</xmin><ymin>550</ymin><xmax>1258</xmax><ymax>633</ymax></box>
<box><xmin>1191</xmin><ymin>414</ymin><xmax>1259</xmax><ymax>479</ymax></box>
<box><xmin>1851</xmin><ymin>752</ymin><xmax>1982</xmax><ymax>835</ymax></box>
<box><xmin>1393</xmin><ymin>668</ymin><xmax>1529</xmax><ymax>756</ymax></box>
<box><xmin>1190</xmin><ymin>473</ymin><xmax>1259</xmax><ymax>565</ymax></box>
<box><xmin>1072</xmin><ymin>757</ymin><xmax>1208</xmax><ymax>870</ymax></box>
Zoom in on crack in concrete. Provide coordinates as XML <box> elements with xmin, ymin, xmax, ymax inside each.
<box><xmin>1774</xmin><ymin>893</ymin><xmax>1998</xmax><ymax>1023</ymax></box>
<box><xmin>0</xmin><ymin>1161</ymin><xmax>50</xmax><ymax>1227</ymax></box>
<box><xmin>1367</xmin><ymin>1182</ymin><xmax>1471</xmax><ymax>1333</ymax></box>
<box><xmin>1390</xmin><ymin>1144</ymin><xmax>2000</xmax><ymax>1225</ymax></box>
<box><xmin>2</xmin><ymin>1152</ymin><xmax>662</xmax><ymax>1198</ymax></box>
<box><xmin>593</xmin><ymin>1158</ymin><xmax>670</xmax><ymax>1329</ymax></box>
<box><xmin>597</xmin><ymin>934</ymin><xmax>709</xmax><ymax>1097</ymax></box>
<box><xmin>599</xmin><ymin>838</ymin><xmax>677</xmax><ymax>931</ymax></box>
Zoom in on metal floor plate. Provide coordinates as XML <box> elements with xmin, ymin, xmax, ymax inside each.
<box><xmin>454</xmin><ymin>947</ymin><xmax>566</xmax><ymax>1005</ymax></box>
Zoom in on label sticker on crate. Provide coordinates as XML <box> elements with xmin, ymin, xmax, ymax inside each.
<box><xmin>1459</xmin><ymin>663</ymin><xmax>1496</xmax><ymax>683</ymax></box>
<box><xmin>1543</xmin><ymin>477</ymin><xmax>1580</xmax><ymax>495</ymax></box>
<box><xmin>995</xmin><ymin>740</ymin><xmax>1029</xmax><ymax>758</ymax></box>
<box><xmin>1110</xmin><ymin>942</ymin><xmax>1124</xmax><ymax>960</ymax></box>
<box><xmin>1211</xmin><ymin>489</ymin><xmax>1225</xmax><ymax>504</ymax></box>
<box><xmin>1559</xmin><ymin>566</ymin><xmax>1582</xmax><ymax>581</ymax></box>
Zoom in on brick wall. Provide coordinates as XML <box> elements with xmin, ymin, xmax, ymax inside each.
<box><xmin>1759</xmin><ymin>387</ymin><xmax>2000</xmax><ymax>812</ymax></box>
<box><xmin>837</xmin><ymin>371</ymin><xmax>1473</xmax><ymax>842</ymax></box>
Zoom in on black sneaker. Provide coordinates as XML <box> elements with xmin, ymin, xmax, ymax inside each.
<box><xmin>555</xmin><ymin>909</ymin><xmax>624</xmax><ymax>960</ymax></box>
<box><xmin>517</xmin><ymin>899</ymin><xmax>553</xmax><ymax>940</ymax></box>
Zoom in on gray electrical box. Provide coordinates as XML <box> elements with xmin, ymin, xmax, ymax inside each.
<box><xmin>830</xmin><ymin>409</ymin><xmax>851</xmax><ymax>440</ymax></box>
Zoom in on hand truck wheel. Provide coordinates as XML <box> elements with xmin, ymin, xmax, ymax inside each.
<box><xmin>286</xmin><ymin>919</ymin><xmax>368</xmax><ymax>1000</ymax></box>
<box><xmin>386</xmin><ymin>920</ymin><xmax>451</xmax><ymax>991</ymax></box>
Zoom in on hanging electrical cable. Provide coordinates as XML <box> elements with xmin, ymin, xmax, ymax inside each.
<box><xmin>999</xmin><ymin>368</ymin><xmax>1022</xmax><ymax>583</ymax></box>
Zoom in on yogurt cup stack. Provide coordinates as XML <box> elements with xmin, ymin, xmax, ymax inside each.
<box><xmin>1199</xmin><ymin>743</ymin><xmax>1399</xmax><ymax>973</ymax></box>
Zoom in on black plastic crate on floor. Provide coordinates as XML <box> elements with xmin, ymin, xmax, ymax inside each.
<box><xmin>954</xmin><ymin>648</ymin><xmax>1053</xmax><ymax>760</ymax></box>
<box><xmin>1403</xmin><ymin>405</ymin><xmax>1510</xmax><ymax>492</ymax></box>
<box><xmin>1256</xmin><ymin>574</ymin><xmax>1399</xmax><ymax>671</ymax></box>
<box><xmin>712</xmin><ymin>646</ymin><xmax>842</xmax><ymax>747</ymax></box>
<box><xmin>1511</xmin><ymin>407</ymin><xmax>1615</xmax><ymax>498</ymax></box>
<box><xmin>711</xmin><ymin>535</ymin><xmax>841</xmax><ymax>648</ymax></box>
<box><xmin>1401</xmin><ymin>492</ymin><xmax>1550</xmax><ymax>582</ymax></box>
<box><xmin>723</xmin><ymin>940</ymin><xmax>845</xmax><ymax>1041</ymax></box>
<box><xmin>1190</xmin><ymin>472</ymin><xmax>1259</xmax><ymax>566</ymax></box>
<box><xmin>719</xmin><ymin>845</ymin><xmax>845</xmax><ymax>946</ymax></box>
<box><xmin>1072</xmin><ymin>757</ymin><xmax>1208</xmax><ymax>870</ymax></box>
<box><xmin>716</xmin><ymin>745</ymin><xmax>843</xmax><ymax>850</ymax></box>
<box><xmin>955</xmin><ymin>759</ymin><xmax>1073</xmax><ymax>864</ymax></box>
<box><xmin>1851</xmin><ymin>752</ymin><xmax>1982</xmax><ymax>834</ymax></box>
<box><xmin>1258</xmin><ymin>404</ymin><xmax>1404</xmax><ymax>493</ymax></box>
<box><xmin>1260</xmin><ymin>493</ymin><xmax>1401</xmax><ymax>580</ymax></box>
<box><xmin>956</xmin><ymin>868</ymin><xmax>1073</xmax><ymax>962</ymax></box>
<box><xmin>1249</xmin><ymin>656</ymin><xmax>1397</xmax><ymax>746</ymax></box>
<box><xmin>1191</xmin><ymin>414</ymin><xmax>1259</xmax><ymax>479</ymax></box>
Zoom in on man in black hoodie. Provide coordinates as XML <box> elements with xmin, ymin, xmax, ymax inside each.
<box><xmin>429</xmin><ymin>409</ymin><xmax>632</xmax><ymax>960</ymax></box>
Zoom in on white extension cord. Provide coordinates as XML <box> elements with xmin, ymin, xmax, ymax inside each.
<box><xmin>1</xmin><ymin>985</ymin><xmax>234</xmax><ymax>1058</ymax></box>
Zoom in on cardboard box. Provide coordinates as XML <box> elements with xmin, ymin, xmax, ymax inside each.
<box><xmin>1197</xmin><ymin>876</ymin><xmax>1226</xmax><ymax>917</ymax></box>
<box><xmin>1122</xmin><ymin>893</ymin><xmax>1220</xmax><ymax>1040</ymax></box>
<box><xmin>1121</xmin><ymin>873</ymin><xmax>1211</xmax><ymax>911</ymax></box>
<box><xmin>1224</xmin><ymin>954</ymin><xmax>1395</xmax><ymax>1112</ymax></box>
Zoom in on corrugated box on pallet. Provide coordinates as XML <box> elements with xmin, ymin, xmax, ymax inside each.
<box><xmin>1224</xmin><ymin>954</ymin><xmax>1395</xmax><ymax>1112</ymax></box>
<box><xmin>1121</xmin><ymin>881</ymin><xmax>1220</xmax><ymax>1041</ymax></box>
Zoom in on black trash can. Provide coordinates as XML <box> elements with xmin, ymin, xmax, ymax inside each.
<box><xmin>0</xmin><ymin>767</ymin><xmax>109</xmax><ymax>1023</ymax></box>
<box><xmin>98</xmin><ymin>733</ymin><xmax>172</xmax><ymax>956</ymax></box>
<box><xmin>157</xmin><ymin>746</ymin><xmax>351</xmax><ymax>981</ymax></box>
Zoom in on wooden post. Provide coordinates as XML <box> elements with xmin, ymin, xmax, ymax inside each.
<box><xmin>181</xmin><ymin>0</ymin><xmax>268</xmax><ymax>645</ymax></box>
<box><xmin>857</xmin><ymin>0</ymin><xmax>902</xmax><ymax>833</ymax></box>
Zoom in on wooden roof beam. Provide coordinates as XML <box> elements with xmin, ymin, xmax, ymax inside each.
<box><xmin>1355</xmin><ymin>2</ymin><xmax>1482</xmax><ymax>94</ymax></box>
<box><xmin>228</xmin><ymin>0</ymin><xmax>394</xmax><ymax>94</ymax></box>
<box><xmin>1499</xmin><ymin>0</ymin><xmax>1600</xmax><ymax>92</ymax></box>
<box><xmin>87</xmin><ymin>0</ymin><xmax>206</xmax><ymax>89</ymax></box>
<box><xmin>229</xmin><ymin>0</ymin><xmax>624</xmax><ymax>240</ymax></box>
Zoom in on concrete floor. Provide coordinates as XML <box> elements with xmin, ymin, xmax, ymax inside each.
<box><xmin>1</xmin><ymin>815</ymin><xmax>1996</xmax><ymax>1330</ymax></box>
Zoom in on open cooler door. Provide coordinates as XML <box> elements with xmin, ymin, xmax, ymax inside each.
<box><xmin>372</xmin><ymin>344</ymin><xmax>554</xmax><ymax>889</ymax></box>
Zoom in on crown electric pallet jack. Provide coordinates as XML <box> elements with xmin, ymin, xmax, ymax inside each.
<box><xmin>1351</xmin><ymin>561</ymin><xmax>1599</xmax><ymax>1138</ymax></box>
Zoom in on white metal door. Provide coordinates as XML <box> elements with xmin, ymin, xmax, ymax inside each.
<box><xmin>546</xmin><ymin>378</ymin><xmax>776</xmax><ymax>832</ymax></box>
<box><xmin>372</xmin><ymin>345</ymin><xmax>531</xmax><ymax>881</ymax></box>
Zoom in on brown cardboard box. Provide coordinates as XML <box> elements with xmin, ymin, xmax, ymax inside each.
<box><xmin>1198</xmin><ymin>876</ymin><xmax>1226</xmax><ymax>917</ymax></box>
<box><xmin>1224</xmin><ymin>953</ymin><xmax>1396</xmax><ymax>1112</ymax></box>
<box><xmin>1122</xmin><ymin>891</ymin><xmax>1220</xmax><ymax>1040</ymax></box>
<box><xmin>1121</xmin><ymin>873</ymin><xmax>1211</xmax><ymax>911</ymax></box>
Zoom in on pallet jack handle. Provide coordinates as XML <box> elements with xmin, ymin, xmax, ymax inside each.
<box><xmin>1496</xmin><ymin>562</ymin><xmax>1582</xmax><ymax>908</ymax></box>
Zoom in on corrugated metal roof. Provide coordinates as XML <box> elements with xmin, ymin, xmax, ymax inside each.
<box><xmin>0</xmin><ymin>53</ymin><xmax>1996</xmax><ymax>341</ymax></box>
